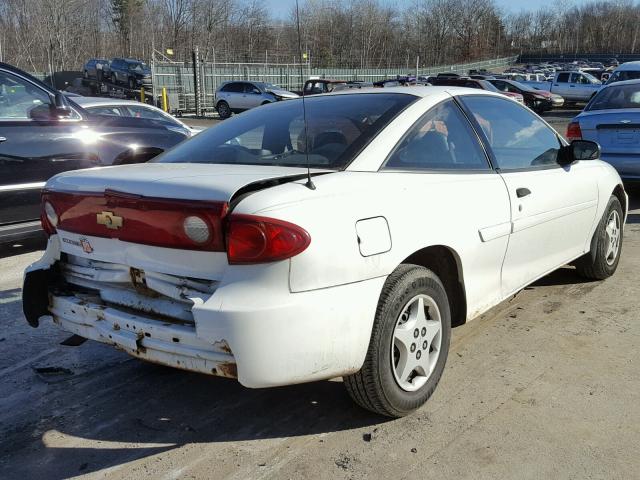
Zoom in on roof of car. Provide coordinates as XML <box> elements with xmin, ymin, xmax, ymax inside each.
<box><xmin>72</xmin><ymin>97</ymin><xmax>156</xmax><ymax>108</ymax></box>
<box><xmin>615</xmin><ymin>61</ymin><xmax>640</xmax><ymax>71</ymax></box>
<box><xmin>325</xmin><ymin>86</ymin><xmax>503</xmax><ymax>99</ymax></box>
<box><xmin>600</xmin><ymin>79</ymin><xmax>640</xmax><ymax>88</ymax></box>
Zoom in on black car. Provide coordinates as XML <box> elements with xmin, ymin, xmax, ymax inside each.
<box><xmin>0</xmin><ymin>63</ymin><xmax>188</xmax><ymax>243</ymax></box>
<box><xmin>109</xmin><ymin>58</ymin><xmax>152</xmax><ymax>90</ymax></box>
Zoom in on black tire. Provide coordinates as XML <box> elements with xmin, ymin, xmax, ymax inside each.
<box><xmin>128</xmin><ymin>77</ymin><xmax>135</xmax><ymax>90</ymax></box>
<box><xmin>111</xmin><ymin>73</ymin><xmax>117</xmax><ymax>85</ymax></box>
<box><xmin>344</xmin><ymin>264</ymin><xmax>451</xmax><ymax>417</ymax></box>
<box><xmin>575</xmin><ymin>195</ymin><xmax>623</xmax><ymax>280</ymax></box>
<box><xmin>217</xmin><ymin>101</ymin><xmax>231</xmax><ymax>119</ymax></box>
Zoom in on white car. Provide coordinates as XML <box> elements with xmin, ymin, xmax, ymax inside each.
<box><xmin>23</xmin><ymin>87</ymin><xmax>626</xmax><ymax>417</ymax></box>
<box><xmin>72</xmin><ymin>97</ymin><xmax>203</xmax><ymax>136</ymax></box>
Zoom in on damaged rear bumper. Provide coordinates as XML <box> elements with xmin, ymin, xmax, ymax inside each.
<box><xmin>23</xmin><ymin>235</ymin><xmax>385</xmax><ymax>388</ymax></box>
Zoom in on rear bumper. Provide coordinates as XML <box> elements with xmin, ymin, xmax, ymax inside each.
<box><xmin>23</xmin><ymin>237</ymin><xmax>384</xmax><ymax>388</ymax></box>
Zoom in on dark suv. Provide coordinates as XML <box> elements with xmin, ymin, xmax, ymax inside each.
<box><xmin>109</xmin><ymin>58</ymin><xmax>152</xmax><ymax>90</ymax></box>
<box><xmin>0</xmin><ymin>63</ymin><xmax>187</xmax><ymax>243</ymax></box>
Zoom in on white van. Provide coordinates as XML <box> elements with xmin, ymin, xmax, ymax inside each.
<box><xmin>606</xmin><ymin>61</ymin><xmax>640</xmax><ymax>84</ymax></box>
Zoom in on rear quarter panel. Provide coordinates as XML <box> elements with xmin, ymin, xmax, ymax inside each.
<box><xmin>235</xmin><ymin>170</ymin><xmax>512</xmax><ymax>322</ymax></box>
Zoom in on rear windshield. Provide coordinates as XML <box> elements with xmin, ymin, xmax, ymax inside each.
<box><xmin>608</xmin><ymin>70</ymin><xmax>640</xmax><ymax>84</ymax></box>
<box><xmin>587</xmin><ymin>84</ymin><xmax>640</xmax><ymax>111</ymax></box>
<box><xmin>154</xmin><ymin>93</ymin><xmax>416</xmax><ymax>169</ymax></box>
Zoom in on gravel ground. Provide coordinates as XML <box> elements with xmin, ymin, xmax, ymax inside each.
<box><xmin>1</xmin><ymin>107</ymin><xmax>639</xmax><ymax>480</ymax></box>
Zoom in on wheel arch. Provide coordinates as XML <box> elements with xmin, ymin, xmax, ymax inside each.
<box><xmin>401</xmin><ymin>245</ymin><xmax>467</xmax><ymax>327</ymax></box>
<box><xmin>612</xmin><ymin>183</ymin><xmax>627</xmax><ymax>217</ymax></box>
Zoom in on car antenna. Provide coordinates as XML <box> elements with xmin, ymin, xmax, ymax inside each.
<box><xmin>295</xmin><ymin>0</ymin><xmax>316</xmax><ymax>190</ymax></box>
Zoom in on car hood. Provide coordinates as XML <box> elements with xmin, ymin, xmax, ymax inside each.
<box><xmin>267</xmin><ymin>88</ymin><xmax>299</xmax><ymax>99</ymax></box>
<box><xmin>46</xmin><ymin>163</ymin><xmax>322</xmax><ymax>202</ymax></box>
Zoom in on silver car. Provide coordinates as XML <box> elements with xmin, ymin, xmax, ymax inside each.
<box><xmin>214</xmin><ymin>81</ymin><xmax>298</xmax><ymax>118</ymax></box>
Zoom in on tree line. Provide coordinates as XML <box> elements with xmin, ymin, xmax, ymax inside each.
<box><xmin>2</xmin><ymin>0</ymin><xmax>640</xmax><ymax>73</ymax></box>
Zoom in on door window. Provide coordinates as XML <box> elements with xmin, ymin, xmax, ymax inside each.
<box><xmin>382</xmin><ymin>99</ymin><xmax>490</xmax><ymax>171</ymax></box>
<box><xmin>461</xmin><ymin>96</ymin><xmax>561</xmax><ymax>170</ymax></box>
<box><xmin>556</xmin><ymin>73</ymin><xmax>570</xmax><ymax>83</ymax></box>
<box><xmin>245</xmin><ymin>83</ymin><xmax>261</xmax><ymax>94</ymax></box>
<box><xmin>87</xmin><ymin>105</ymin><xmax>123</xmax><ymax>116</ymax></box>
<box><xmin>221</xmin><ymin>82</ymin><xmax>243</xmax><ymax>93</ymax></box>
<box><xmin>0</xmin><ymin>70</ymin><xmax>52</xmax><ymax>120</ymax></box>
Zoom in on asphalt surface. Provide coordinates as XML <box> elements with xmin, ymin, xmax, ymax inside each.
<box><xmin>1</xmin><ymin>108</ymin><xmax>639</xmax><ymax>479</ymax></box>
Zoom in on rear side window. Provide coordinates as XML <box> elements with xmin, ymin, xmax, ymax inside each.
<box><xmin>382</xmin><ymin>99</ymin><xmax>490</xmax><ymax>171</ymax></box>
<box><xmin>557</xmin><ymin>73</ymin><xmax>570</xmax><ymax>83</ymax></box>
<box><xmin>461</xmin><ymin>96</ymin><xmax>561</xmax><ymax>171</ymax></box>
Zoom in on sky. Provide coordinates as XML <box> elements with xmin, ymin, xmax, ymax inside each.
<box><xmin>266</xmin><ymin>0</ymin><xmax>578</xmax><ymax>19</ymax></box>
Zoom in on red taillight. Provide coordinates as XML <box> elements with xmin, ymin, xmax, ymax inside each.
<box><xmin>226</xmin><ymin>214</ymin><xmax>311</xmax><ymax>264</ymax></box>
<box><xmin>42</xmin><ymin>190</ymin><xmax>228</xmax><ymax>251</ymax></box>
<box><xmin>566</xmin><ymin>122</ymin><xmax>582</xmax><ymax>141</ymax></box>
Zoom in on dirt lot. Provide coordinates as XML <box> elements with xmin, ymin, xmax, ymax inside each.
<box><xmin>1</xmin><ymin>112</ymin><xmax>639</xmax><ymax>480</ymax></box>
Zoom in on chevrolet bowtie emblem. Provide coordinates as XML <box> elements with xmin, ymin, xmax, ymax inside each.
<box><xmin>96</xmin><ymin>211</ymin><xmax>123</xmax><ymax>230</ymax></box>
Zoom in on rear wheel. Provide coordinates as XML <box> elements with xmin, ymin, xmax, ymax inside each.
<box><xmin>344</xmin><ymin>264</ymin><xmax>451</xmax><ymax>417</ymax></box>
<box><xmin>575</xmin><ymin>195</ymin><xmax>623</xmax><ymax>280</ymax></box>
<box><xmin>111</xmin><ymin>73</ymin><xmax>117</xmax><ymax>85</ymax></box>
<box><xmin>217</xmin><ymin>101</ymin><xmax>231</xmax><ymax>119</ymax></box>
<box><xmin>128</xmin><ymin>77</ymin><xmax>135</xmax><ymax>90</ymax></box>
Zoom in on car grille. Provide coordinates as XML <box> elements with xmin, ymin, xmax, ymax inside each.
<box><xmin>59</xmin><ymin>254</ymin><xmax>218</xmax><ymax>324</ymax></box>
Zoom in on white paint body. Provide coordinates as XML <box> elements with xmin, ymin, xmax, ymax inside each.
<box><xmin>27</xmin><ymin>88</ymin><xmax>627</xmax><ymax>388</ymax></box>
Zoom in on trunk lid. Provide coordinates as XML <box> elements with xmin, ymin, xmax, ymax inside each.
<box><xmin>578</xmin><ymin>110</ymin><xmax>640</xmax><ymax>154</ymax></box>
<box><xmin>47</xmin><ymin>162</ymin><xmax>314</xmax><ymax>201</ymax></box>
<box><xmin>46</xmin><ymin>163</ymin><xmax>320</xmax><ymax>280</ymax></box>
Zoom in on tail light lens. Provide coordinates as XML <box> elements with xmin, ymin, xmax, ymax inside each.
<box><xmin>41</xmin><ymin>200</ymin><xmax>58</xmax><ymax>237</ymax></box>
<box><xmin>227</xmin><ymin>214</ymin><xmax>311</xmax><ymax>264</ymax></box>
<box><xmin>566</xmin><ymin>122</ymin><xmax>582</xmax><ymax>141</ymax></box>
<box><xmin>41</xmin><ymin>190</ymin><xmax>228</xmax><ymax>251</ymax></box>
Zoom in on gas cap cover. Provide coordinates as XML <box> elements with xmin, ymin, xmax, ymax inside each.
<box><xmin>355</xmin><ymin>216</ymin><xmax>392</xmax><ymax>257</ymax></box>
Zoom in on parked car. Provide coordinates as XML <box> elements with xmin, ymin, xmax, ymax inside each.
<box><xmin>0</xmin><ymin>62</ymin><xmax>188</xmax><ymax>243</ymax></box>
<box><xmin>522</xmin><ymin>71</ymin><xmax>601</xmax><ymax>103</ymax></box>
<box><xmin>430</xmin><ymin>77</ymin><xmax>525</xmax><ymax>104</ymax></box>
<box><xmin>300</xmin><ymin>79</ymin><xmax>349</xmax><ymax>95</ymax></box>
<box><xmin>214</xmin><ymin>81</ymin><xmax>298</xmax><ymax>119</ymax></box>
<box><xmin>109</xmin><ymin>58</ymin><xmax>152</xmax><ymax>90</ymax></box>
<box><xmin>23</xmin><ymin>86</ymin><xmax>626</xmax><ymax>417</ymax></box>
<box><xmin>82</xmin><ymin>58</ymin><xmax>110</xmax><ymax>81</ymax></box>
<box><xmin>567</xmin><ymin>79</ymin><xmax>640</xmax><ymax>183</ymax></box>
<box><xmin>606</xmin><ymin>61</ymin><xmax>640</xmax><ymax>85</ymax></box>
<box><xmin>488</xmin><ymin>78</ymin><xmax>562</xmax><ymax>113</ymax></box>
<box><xmin>72</xmin><ymin>97</ymin><xmax>202</xmax><ymax>136</ymax></box>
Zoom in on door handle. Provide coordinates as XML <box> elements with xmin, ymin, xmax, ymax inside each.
<box><xmin>516</xmin><ymin>187</ymin><xmax>531</xmax><ymax>198</ymax></box>
<box><xmin>0</xmin><ymin>137</ymin><xmax>6</xmax><ymax>143</ymax></box>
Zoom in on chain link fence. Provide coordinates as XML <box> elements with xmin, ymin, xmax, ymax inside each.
<box><xmin>152</xmin><ymin>55</ymin><xmax>519</xmax><ymax>115</ymax></box>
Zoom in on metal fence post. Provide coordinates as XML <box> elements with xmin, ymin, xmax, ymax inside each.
<box><xmin>192</xmin><ymin>46</ymin><xmax>202</xmax><ymax>117</ymax></box>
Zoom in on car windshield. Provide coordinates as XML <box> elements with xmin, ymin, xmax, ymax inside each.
<box><xmin>587</xmin><ymin>84</ymin><xmax>640</xmax><ymax>111</ymax></box>
<box><xmin>582</xmin><ymin>72</ymin><xmax>601</xmax><ymax>84</ymax></box>
<box><xmin>154</xmin><ymin>93</ymin><xmax>416</xmax><ymax>169</ymax></box>
<box><xmin>609</xmin><ymin>70</ymin><xmax>640</xmax><ymax>84</ymax></box>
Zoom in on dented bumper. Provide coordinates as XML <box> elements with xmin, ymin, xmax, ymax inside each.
<box><xmin>23</xmin><ymin>235</ymin><xmax>385</xmax><ymax>388</ymax></box>
<box><xmin>49</xmin><ymin>294</ymin><xmax>237</xmax><ymax>377</ymax></box>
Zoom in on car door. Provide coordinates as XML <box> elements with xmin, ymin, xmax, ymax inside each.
<box><xmin>460</xmin><ymin>95</ymin><xmax>599</xmax><ymax>296</ymax></box>
<box><xmin>0</xmin><ymin>67</ymin><xmax>99</xmax><ymax>227</ymax></box>
<box><xmin>552</xmin><ymin>72</ymin><xmax>571</xmax><ymax>98</ymax></box>
<box><xmin>219</xmin><ymin>82</ymin><xmax>244</xmax><ymax>110</ymax></box>
<box><xmin>380</xmin><ymin>98</ymin><xmax>511</xmax><ymax>313</ymax></box>
<box><xmin>241</xmin><ymin>83</ymin><xmax>263</xmax><ymax>109</ymax></box>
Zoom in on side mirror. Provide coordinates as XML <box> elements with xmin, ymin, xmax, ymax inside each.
<box><xmin>558</xmin><ymin>140</ymin><xmax>600</xmax><ymax>165</ymax></box>
<box><xmin>53</xmin><ymin>92</ymin><xmax>72</xmax><ymax>118</ymax></box>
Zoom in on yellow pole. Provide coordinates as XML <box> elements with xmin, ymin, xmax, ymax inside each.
<box><xmin>162</xmin><ymin>87</ymin><xmax>169</xmax><ymax>112</ymax></box>
<box><xmin>140</xmin><ymin>87</ymin><xmax>145</xmax><ymax>103</ymax></box>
